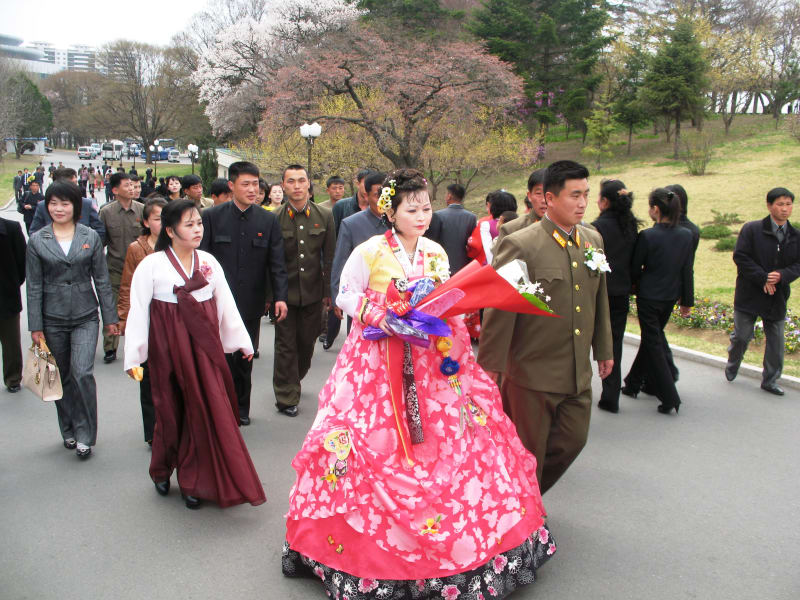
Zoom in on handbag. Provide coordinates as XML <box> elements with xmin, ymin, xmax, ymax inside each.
<box><xmin>22</xmin><ymin>340</ymin><xmax>63</xmax><ymax>402</ymax></box>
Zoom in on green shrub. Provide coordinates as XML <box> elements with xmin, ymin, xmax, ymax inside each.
<box><xmin>709</xmin><ymin>209</ymin><xmax>743</xmax><ymax>226</ymax></box>
<box><xmin>700</xmin><ymin>224</ymin><xmax>732</xmax><ymax>239</ymax></box>
<box><xmin>682</xmin><ymin>131</ymin><xmax>714</xmax><ymax>175</ymax></box>
<box><xmin>714</xmin><ymin>237</ymin><xmax>737</xmax><ymax>251</ymax></box>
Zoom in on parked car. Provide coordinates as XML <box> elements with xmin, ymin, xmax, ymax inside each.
<box><xmin>167</xmin><ymin>149</ymin><xmax>181</xmax><ymax>162</ymax></box>
<box><xmin>77</xmin><ymin>146</ymin><xmax>93</xmax><ymax>159</ymax></box>
<box><xmin>90</xmin><ymin>143</ymin><xmax>102</xmax><ymax>157</ymax></box>
<box><xmin>44</xmin><ymin>146</ymin><xmax>53</xmax><ymax>153</ymax></box>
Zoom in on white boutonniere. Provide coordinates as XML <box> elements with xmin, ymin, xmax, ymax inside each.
<box><xmin>584</xmin><ymin>246</ymin><xmax>611</xmax><ymax>275</ymax></box>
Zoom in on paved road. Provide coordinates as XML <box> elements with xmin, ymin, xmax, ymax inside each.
<box><xmin>0</xmin><ymin>209</ymin><xmax>797</xmax><ymax>599</ymax></box>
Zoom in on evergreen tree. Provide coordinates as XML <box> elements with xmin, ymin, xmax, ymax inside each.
<box><xmin>6</xmin><ymin>73</ymin><xmax>53</xmax><ymax>158</ymax></box>
<box><xmin>640</xmin><ymin>19</ymin><xmax>709</xmax><ymax>158</ymax></box>
<box><xmin>581</xmin><ymin>98</ymin><xmax>616</xmax><ymax>170</ymax></box>
<box><xmin>470</xmin><ymin>0</ymin><xmax>611</xmax><ymax>133</ymax></box>
<box><xmin>199</xmin><ymin>148</ymin><xmax>219</xmax><ymax>194</ymax></box>
<box><xmin>612</xmin><ymin>41</ymin><xmax>650</xmax><ymax>155</ymax></box>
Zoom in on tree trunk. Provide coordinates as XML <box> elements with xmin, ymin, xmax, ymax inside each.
<box><xmin>627</xmin><ymin>124</ymin><xmax>633</xmax><ymax>156</ymax></box>
<box><xmin>673</xmin><ymin>113</ymin><xmax>681</xmax><ymax>159</ymax></box>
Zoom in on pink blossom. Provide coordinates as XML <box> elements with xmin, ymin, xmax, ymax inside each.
<box><xmin>492</xmin><ymin>554</ymin><xmax>508</xmax><ymax>573</ymax></box>
<box><xmin>416</xmin><ymin>580</ymin><xmax>426</xmax><ymax>591</ymax></box>
<box><xmin>547</xmin><ymin>542</ymin><xmax>556</xmax><ymax>555</ymax></box>
<box><xmin>313</xmin><ymin>566</ymin><xmax>325</xmax><ymax>580</ymax></box>
<box><xmin>358</xmin><ymin>578</ymin><xmax>378</xmax><ymax>593</ymax></box>
<box><xmin>537</xmin><ymin>526</ymin><xmax>549</xmax><ymax>544</ymax></box>
<box><xmin>488</xmin><ymin>586</ymin><xmax>498</xmax><ymax>597</ymax></box>
<box><xmin>478</xmin><ymin>594</ymin><xmax>485</xmax><ymax>600</ymax></box>
<box><xmin>441</xmin><ymin>584</ymin><xmax>461</xmax><ymax>600</ymax></box>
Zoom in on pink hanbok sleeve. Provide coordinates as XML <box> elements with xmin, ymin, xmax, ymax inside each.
<box><xmin>335</xmin><ymin>247</ymin><xmax>371</xmax><ymax>319</ymax></box>
<box><xmin>207</xmin><ymin>254</ymin><xmax>254</xmax><ymax>355</ymax></box>
<box><xmin>123</xmin><ymin>254</ymin><xmax>155</xmax><ymax>371</ymax></box>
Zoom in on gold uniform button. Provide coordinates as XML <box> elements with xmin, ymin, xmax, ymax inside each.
<box><xmin>575</xmin><ymin>284</ymin><xmax>580</xmax><ymax>291</ymax></box>
<box><xmin>572</xmin><ymin>261</ymin><xmax>578</xmax><ymax>268</ymax></box>
<box><xmin>299</xmin><ymin>225</ymin><xmax>304</xmax><ymax>230</ymax></box>
<box><xmin>300</xmin><ymin>240</ymin><xmax>305</xmax><ymax>244</ymax></box>
<box><xmin>575</xmin><ymin>306</ymin><xmax>581</xmax><ymax>313</ymax></box>
<box><xmin>300</xmin><ymin>253</ymin><xmax>305</xmax><ymax>258</ymax></box>
<box><xmin>567</xmin><ymin>241</ymin><xmax>573</xmax><ymax>247</ymax></box>
<box><xmin>574</xmin><ymin>328</ymin><xmax>581</xmax><ymax>336</ymax></box>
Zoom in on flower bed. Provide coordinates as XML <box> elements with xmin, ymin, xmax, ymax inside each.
<box><xmin>629</xmin><ymin>297</ymin><xmax>800</xmax><ymax>353</ymax></box>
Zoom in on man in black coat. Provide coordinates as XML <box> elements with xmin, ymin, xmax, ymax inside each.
<box><xmin>727</xmin><ymin>187</ymin><xmax>800</xmax><ymax>395</ymax></box>
<box><xmin>201</xmin><ymin>161</ymin><xmax>289</xmax><ymax>425</ymax></box>
<box><xmin>17</xmin><ymin>180</ymin><xmax>44</xmax><ymax>234</ymax></box>
<box><xmin>0</xmin><ymin>217</ymin><xmax>26</xmax><ymax>393</ymax></box>
<box><xmin>433</xmin><ymin>183</ymin><xmax>477</xmax><ymax>275</ymax></box>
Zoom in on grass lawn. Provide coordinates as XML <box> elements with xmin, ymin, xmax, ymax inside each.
<box><xmin>0</xmin><ymin>155</ymin><xmax>46</xmax><ymax>202</ymax></box>
<box><xmin>465</xmin><ymin>114</ymin><xmax>800</xmax><ymax>375</ymax></box>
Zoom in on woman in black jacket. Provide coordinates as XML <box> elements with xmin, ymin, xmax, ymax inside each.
<box><xmin>592</xmin><ymin>180</ymin><xmax>640</xmax><ymax>413</ymax></box>
<box><xmin>622</xmin><ymin>188</ymin><xmax>694</xmax><ymax>414</ymax></box>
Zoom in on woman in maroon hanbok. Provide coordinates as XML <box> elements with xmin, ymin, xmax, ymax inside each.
<box><xmin>124</xmin><ymin>199</ymin><xmax>265</xmax><ymax>509</ymax></box>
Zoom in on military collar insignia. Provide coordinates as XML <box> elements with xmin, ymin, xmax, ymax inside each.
<box><xmin>288</xmin><ymin>204</ymin><xmax>311</xmax><ymax>219</ymax></box>
<box><xmin>551</xmin><ymin>227</ymin><xmax>581</xmax><ymax>248</ymax></box>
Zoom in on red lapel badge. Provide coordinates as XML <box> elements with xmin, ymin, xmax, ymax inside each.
<box><xmin>315</xmin><ymin>223</ymin><xmax>320</xmax><ymax>228</ymax></box>
<box><xmin>257</xmin><ymin>232</ymin><xmax>263</xmax><ymax>237</ymax></box>
<box><xmin>82</xmin><ymin>243</ymin><xmax>90</xmax><ymax>249</ymax></box>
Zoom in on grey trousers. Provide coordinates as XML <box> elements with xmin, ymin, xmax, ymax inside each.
<box><xmin>44</xmin><ymin>318</ymin><xmax>100</xmax><ymax>446</ymax></box>
<box><xmin>727</xmin><ymin>310</ymin><xmax>785</xmax><ymax>387</ymax></box>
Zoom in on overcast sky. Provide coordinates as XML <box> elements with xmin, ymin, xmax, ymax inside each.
<box><xmin>0</xmin><ymin>0</ymin><xmax>202</xmax><ymax>49</ymax></box>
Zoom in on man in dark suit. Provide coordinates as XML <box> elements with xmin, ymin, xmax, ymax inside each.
<box><xmin>332</xmin><ymin>169</ymin><xmax>373</xmax><ymax>233</ymax></box>
<box><xmin>17</xmin><ymin>180</ymin><xmax>43</xmax><ymax>234</ymax></box>
<box><xmin>273</xmin><ymin>165</ymin><xmax>336</xmax><ymax>416</ymax></box>
<box><xmin>29</xmin><ymin>168</ymin><xmax>105</xmax><ymax>239</ymax></box>
<box><xmin>13</xmin><ymin>171</ymin><xmax>23</xmax><ymax>202</ymax></box>
<box><xmin>201</xmin><ymin>161</ymin><xmax>289</xmax><ymax>425</ymax></box>
<box><xmin>434</xmin><ymin>183</ymin><xmax>477</xmax><ymax>275</ymax></box>
<box><xmin>0</xmin><ymin>217</ymin><xmax>25</xmax><ymax>393</ymax></box>
<box><xmin>727</xmin><ymin>187</ymin><xmax>800</xmax><ymax>395</ymax></box>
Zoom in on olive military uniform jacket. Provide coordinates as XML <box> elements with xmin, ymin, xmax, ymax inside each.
<box><xmin>275</xmin><ymin>201</ymin><xmax>336</xmax><ymax>307</ymax></box>
<box><xmin>478</xmin><ymin>217</ymin><xmax>613</xmax><ymax>396</ymax></box>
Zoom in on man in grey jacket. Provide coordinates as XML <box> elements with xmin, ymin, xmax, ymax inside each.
<box><xmin>434</xmin><ymin>183</ymin><xmax>477</xmax><ymax>275</ymax></box>
<box><xmin>328</xmin><ymin>171</ymin><xmax>389</xmax><ymax>345</ymax></box>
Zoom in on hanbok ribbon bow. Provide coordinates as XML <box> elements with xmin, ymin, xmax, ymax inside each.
<box><xmin>362</xmin><ymin>278</ymin><xmax>462</xmax><ymax>345</ymax></box>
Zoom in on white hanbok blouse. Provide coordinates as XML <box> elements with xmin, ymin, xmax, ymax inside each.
<box><xmin>123</xmin><ymin>248</ymin><xmax>253</xmax><ymax>370</ymax></box>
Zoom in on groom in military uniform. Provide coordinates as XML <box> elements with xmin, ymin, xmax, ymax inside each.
<box><xmin>478</xmin><ymin>160</ymin><xmax>613</xmax><ymax>494</ymax></box>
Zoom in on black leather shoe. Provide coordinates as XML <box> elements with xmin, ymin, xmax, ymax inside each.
<box><xmin>103</xmin><ymin>350</ymin><xmax>117</xmax><ymax>364</ymax></box>
<box><xmin>322</xmin><ymin>338</ymin><xmax>334</xmax><ymax>351</ymax></box>
<box><xmin>725</xmin><ymin>365</ymin><xmax>738</xmax><ymax>382</ymax></box>
<box><xmin>239</xmin><ymin>416</ymin><xmax>251</xmax><ymax>426</ymax></box>
<box><xmin>761</xmin><ymin>383</ymin><xmax>785</xmax><ymax>396</ymax></box>
<box><xmin>154</xmin><ymin>480</ymin><xmax>170</xmax><ymax>496</ymax></box>
<box><xmin>319</xmin><ymin>334</ymin><xmax>327</xmax><ymax>344</ymax></box>
<box><xmin>657</xmin><ymin>404</ymin><xmax>680</xmax><ymax>415</ymax></box>
<box><xmin>63</xmin><ymin>438</ymin><xmax>77</xmax><ymax>450</ymax></box>
<box><xmin>597</xmin><ymin>401</ymin><xmax>619</xmax><ymax>414</ymax></box>
<box><xmin>253</xmin><ymin>350</ymin><xmax>260</xmax><ymax>359</ymax></box>
<box><xmin>7</xmin><ymin>384</ymin><xmax>21</xmax><ymax>393</ymax></box>
<box><xmin>76</xmin><ymin>446</ymin><xmax>92</xmax><ymax>459</ymax></box>
<box><xmin>276</xmin><ymin>404</ymin><xmax>299</xmax><ymax>417</ymax></box>
<box><xmin>182</xmin><ymin>494</ymin><xmax>201</xmax><ymax>509</ymax></box>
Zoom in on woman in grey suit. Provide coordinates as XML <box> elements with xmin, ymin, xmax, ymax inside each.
<box><xmin>27</xmin><ymin>182</ymin><xmax>119</xmax><ymax>458</ymax></box>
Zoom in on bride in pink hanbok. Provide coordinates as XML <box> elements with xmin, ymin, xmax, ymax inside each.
<box><xmin>283</xmin><ymin>169</ymin><xmax>555</xmax><ymax>599</ymax></box>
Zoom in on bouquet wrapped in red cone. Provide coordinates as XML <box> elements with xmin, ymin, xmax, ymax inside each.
<box><xmin>417</xmin><ymin>259</ymin><xmax>557</xmax><ymax>319</ymax></box>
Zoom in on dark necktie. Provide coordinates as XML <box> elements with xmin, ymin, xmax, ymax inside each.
<box><xmin>777</xmin><ymin>225</ymin><xmax>785</xmax><ymax>244</ymax></box>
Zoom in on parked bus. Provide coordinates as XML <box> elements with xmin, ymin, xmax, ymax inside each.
<box><xmin>102</xmin><ymin>140</ymin><xmax>124</xmax><ymax>161</ymax></box>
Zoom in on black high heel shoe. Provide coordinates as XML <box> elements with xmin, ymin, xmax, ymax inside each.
<box><xmin>620</xmin><ymin>386</ymin><xmax>639</xmax><ymax>399</ymax></box>
<box><xmin>657</xmin><ymin>404</ymin><xmax>680</xmax><ymax>415</ymax></box>
<box><xmin>154</xmin><ymin>480</ymin><xmax>170</xmax><ymax>496</ymax></box>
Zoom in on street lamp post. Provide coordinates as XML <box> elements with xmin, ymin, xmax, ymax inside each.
<box><xmin>299</xmin><ymin>122</ymin><xmax>322</xmax><ymax>181</ymax></box>
<box><xmin>149</xmin><ymin>144</ymin><xmax>163</xmax><ymax>177</ymax></box>
<box><xmin>187</xmin><ymin>143</ymin><xmax>199</xmax><ymax>175</ymax></box>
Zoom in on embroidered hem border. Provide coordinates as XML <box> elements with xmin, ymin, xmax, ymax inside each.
<box><xmin>282</xmin><ymin>525</ymin><xmax>555</xmax><ymax>599</ymax></box>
